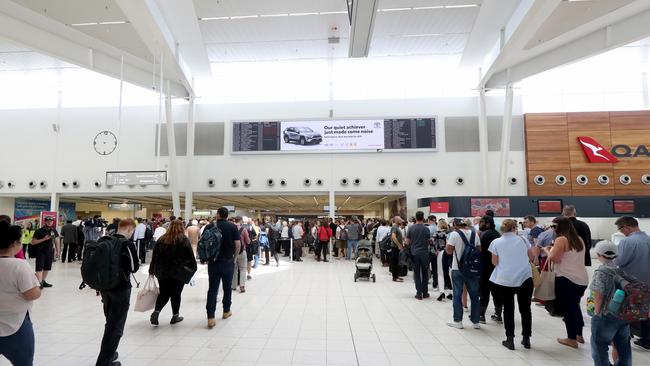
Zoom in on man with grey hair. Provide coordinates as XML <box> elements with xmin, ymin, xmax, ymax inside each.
<box><xmin>562</xmin><ymin>205</ymin><xmax>592</xmax><ymax>266</ymax></box>
<box><xmin>389</xmin><ymin>216</ymin><xmax>405</xmax><ymax>282</ymax></box>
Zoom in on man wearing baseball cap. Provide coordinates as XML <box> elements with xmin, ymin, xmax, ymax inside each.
<box><xmin>589</xmin><ymin>240</ymin><xmax>632</xmax><ymax>366</ymax></box>
<box><xmin>30</xmin><ymin>216</ymin><xmax>60</xmax><ymax>289</ymax></box>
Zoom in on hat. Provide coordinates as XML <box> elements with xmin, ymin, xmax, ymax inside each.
<box><xmin>452</xmin><ymin>218</ymin><xmax>467</xmax><ymax>227</ymax></box>
<box><xmin>44</xmin><ymin>217</ymin><xmax>54</xmax><ymax>222</ymax></box>
<box><xmin>595</xmin><ymin>240</ymin><xmax>617</xmax><ymax>259</ymax></box>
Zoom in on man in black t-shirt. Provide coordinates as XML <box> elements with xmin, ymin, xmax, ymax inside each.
<box><xmin>478</xmin><ymin>216</ymin><xmax>502</xmax><ymax>324</ymax></box>
<box><xmin>31</xmin><ymin>217</ymin><xmax>60</xmax><ymax>288</ymax></box>
<box><xmin>206</xmin><ymin>207</ymin><xmax>241</xmax><ymax>328</ymax></box>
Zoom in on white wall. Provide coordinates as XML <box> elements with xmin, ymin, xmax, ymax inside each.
<box><xmin>0</xmin><ymin>197</ymin><xmax>14</xmax><ymax>220</ymax></box>
<box><xmin>0</xmin><ymin>96</ymin><xmax>525</xmax><ymax>217</ymax></box>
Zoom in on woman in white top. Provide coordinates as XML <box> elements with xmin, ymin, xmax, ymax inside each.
<box><xmin>375</xmin><ymin>220</ymin><xmax>391</xmax><ymax>266</ymax></box>
<box><xmin>0</xmin><ymin>221</ymin><xmax>41</xmax><ymax>366</ymax></box>
<box><xmin>489</xmin><ymin>219</ymin><xmax>535</xmax><ymax>351</ymax></box>
<box><xmin>544</xmin><ymin>216</ymin><xmax>589</xmax><ymax>349</ymax></box>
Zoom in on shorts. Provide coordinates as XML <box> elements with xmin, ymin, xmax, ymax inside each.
<box><xmin>337</xmin><ymin>240</ymin><xmax>347</xmax><ymax>249</ymax></box>
<box><xmin>32</xmin><ymin>245</ymin><xmax>54</xmax><ymax>272</ymax></box>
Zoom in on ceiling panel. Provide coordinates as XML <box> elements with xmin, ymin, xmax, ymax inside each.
<box><xmin>373</xmin><ymin>8</ymin><xmax>479</xmax><ymax>36</ymax></box>
<box><xmin>76</xmin><ymin>23</ymin><xmax>154</xmax><ymax>61</ymax></box>
<box><xmin>206</xmin><ymin>39</ymin><xmax>348</xmax><ymax>62</ymax></box>
<box><xmin>370</xmin><ymin>33</ymin><xmax>468</xmax><ymax>56</ymax></box>
<box><xmin>379</xmin><ymin>0</ymin><xmax>483</xmax><ymax>8</ymax></box>
<box><xmin>0</xmin><ymin>51</ymin><xmax>74</xmax><ymax>71</ymax></box>
<box><xmin>193</xmin><ymin>0</ymin><xmax>346</xmax><ymax>18</ymax></box>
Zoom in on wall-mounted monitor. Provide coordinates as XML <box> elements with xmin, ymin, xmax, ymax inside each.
<box><xmin>538</xmin><ymin>200</ymin><xmax>563</xmax><ymax>214</ymax></box>
<box><xmin>613</xmin><ymin>200</ymin><xmax>635</xmax><ymax>214</ymax></box>
<box><xmin>106</xmin><ymin>171</ymin><xmax>167</xmax><ymax>186</ymax></box>
<box><xmin>231</xmin><ymin>118</ymin><xmax>437</xmax><ymax>154</ymax></box>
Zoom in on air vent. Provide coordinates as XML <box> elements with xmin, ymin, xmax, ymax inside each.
<box><xmin>597</xmin><ymin>175</ymin><xmax>609</xmax><ymax>185</ymax></box>
<box><xmin>430</xmin><ymin>177</ymin><xmax>438</xmax><ymax>186</ymax></box>
<box><xmin>378</xmin><ymin>178</ymin><xmax>386</xmax><ymax>186</ymax></box>
<box><xmin>280</xmin><ymin>179</ymin><xmax>287</xmax><ymax>186</ymax></box>
<box><xmin>94</xmin><ymin>180</ymin><xmax>102</xmax><ymax>188</ymax></box>
<box><xmin>508</xmin><ymin>177</ymin><xmax>517</xmax><ymax>185</ymax></box>
<box><xmin>619</xmin><ymin>175</ymin><xmax>631</xmax><ymax>185</ymax></box>
<box><xmin>534</xmin><ymin>175</ymin><xmax>545</xmax><ymax>186</ymax></box>
<box><xmin>72</xmin><ymin>180</ymin><xmax>80</xmax><ymax>188</ymax></box>
<box><xmin>61</xmin><ymin>181</ymin><xmax>69</xmax><ymax>188</ymax></box>
<box><xmin>341</xmin><ymin>178</ymin><xmax>349</xmax><ymax>186</ymax></box>
<box><xmin>456</xmin><ymin>177</ymin><xmax>464</xmax><ymax>186</ymax></box>
<box><xmin>417</xmin><ymin>177</ymin><xmax>425</xmax><ymax>186</ymax></box>
<box><xmin>353</xmin><ymin>178</ymin><xmax>361</xmax><ymax>186</ymax></box>
<box><xmin>576</xmin><ymin>175</ymin><xmax>588</xmax><ymax>185</ymax></box>
<box><xmin>28</xmin><ymin>181</ymin><xmax>36</xmax><ymax>189</ymax></box>
<box><xmin>316</xmin><ymin>179</ymin><xmax>323</xmax><ymax>186</ymax></box>
<box><xmin>391</xmin><ymin>178</ymin><xmax>399</xmax><ymax>186</ymax></box>
<box><xmin>208</xmin><ymin>179</ymin><xmax>216</xmax><ymax>187</ymax></box>
<box><xmin>267</xmin><ymin>178</ymin><xmax>275</xmax><ymax>187</ymax></box>
<box><xmin>39</xmin><ymin>181</ymin><xmax>47</xmax><ymax>189</ymax></box>
<box><xmin>642</xmin><ymin>174</ymin><xmax>650</xmax><ymax>185</ymax></box>
<box><xmin>555</xmin><ymin>175</ymin><xmax>567</xmax><ymax>185</ymax></box>
<box><xmin>243</xmin><ymin>179</ymin><xmax>250</xmax><ymax>187</ymax></box>
<box><xmin>231</xmin><ymin>179</ymin><xmax>239</xmax><ymax>187</ymax></box>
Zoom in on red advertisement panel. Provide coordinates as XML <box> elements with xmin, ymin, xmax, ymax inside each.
<box><xmin>429</xmin><ymin>202</ymin><xmax>450</xmax><ymax>213</ymax></box>
<box><xmin>538</xmin><ymin>200</ymin><xmax>563</xmax><ymax>214</ymax></box>
<box><xmin>470</xmin><ymin>199</ymin><xmax>510</xmax><ymax>217</ymax></box>
<box><xmin>613</xmin><ymin>200</ymin><xmax>635</xmax><ymax>214</ymax></box>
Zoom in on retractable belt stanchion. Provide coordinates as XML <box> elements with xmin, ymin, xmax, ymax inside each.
<box><xmin>290</xmin><ymin>238</ymin><xmax>293</xmax><ymax>263</ymax></box>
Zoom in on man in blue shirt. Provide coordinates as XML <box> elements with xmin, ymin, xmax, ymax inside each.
<box><xmin>614</xmin><ymin>216</ymin><xmax>650</xmax><ymax>351</ymax></box>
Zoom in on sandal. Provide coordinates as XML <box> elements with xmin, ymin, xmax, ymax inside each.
<box><xmin>392</xmin><ymin>278</ymin><xmax>404</xmax><ymax>282</ymax></box>
<box><xmin>557</xmin><ymin>338</ymin><xmax>579</xmax><ymax>349</ymax></box>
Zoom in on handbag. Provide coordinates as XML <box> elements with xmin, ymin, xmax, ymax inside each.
<box><xmin>134</xmin><ymin>276</ymin><xmax>159</xmax><ymax>312</ymax></box>
<box><xmin>530</xmin><ymin>262</ymin><xmax>541</xmax><ymax>288</ymax></box>
<box><xmin>533</xmin><ymin>259</ymin><xmax>555</xmax><ymax>301</ymax></box>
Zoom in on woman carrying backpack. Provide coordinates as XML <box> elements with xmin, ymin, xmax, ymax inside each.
<box><xmin>317</xmin><ymin>221</ymin><xmax>332</xmax><ymax>262</ymax></box>
<box><xmin>543</xmin><ymin>217</ymin><xmax>589</xmax><ymax>349</ymax></box>
<box><xmin>149</xmin><ymin>220</ymin><xmax>197</xmax><ymax>326</ymax></box>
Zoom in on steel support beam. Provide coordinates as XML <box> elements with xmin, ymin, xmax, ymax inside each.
<box><xmin>498</xmin><ymin>84</ymin><xmax>514</xmax><ymax>195</ymax></box>
<box><xmin>165</xmin><ymin>81</ymin><xmax>181</xmax><ymax>217</ymax></box>
<box><xmin>348</xmin><ymin>0</ymin><xmax>379</xmax><ymax>57</ymax></box>
<box><xmin>0</xmin><ymin>0</ymin><xmax>187</xmax><ymax>97</ymax></box>
<box><xmin>184</xmin><ymin>96</ymin><xmax>196</xmax><ymax>220</ymax></box>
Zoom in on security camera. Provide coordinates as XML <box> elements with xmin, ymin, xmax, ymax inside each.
<box><xmin>304</xmin><ymin>178</ymin><xmax>311</xmax><ymax>186</ymax></box>
<box><xmin>417</xmin><ymin>177</ymin><xmax>425</xmax><ymax>186</ymax></box>
<box><xmin>267</xmin><ymin>178</ymin><xmax>274</xmax><ymax>187</ymax></box>
<box><xmin>340</xmin><ymin>178</ymin><xmax>349</xmax><ymax>186</ymax></box>
<box><xmin>28</xmin><ymin>181</ymin><xmax>36</xmax><ymax>189</ymax></box>
<box><xmin>39</xmin><ymin>181</ymin><xmax>47</xmax><ymax>189</ymax></box>
<box><xmin>619</xmin><ymin>175</ymin><xmax>631</xmax><ymax>185</ymax></box>
<box><xmin>353</xmin><ymin>178</ymin><xmax>361</xmax><ymax>186</ymax></box>
<box><xmin>378</xmin><ymin>178</ymin><xmax>386</xmax><ymax>186</ymax></box>
<box><xmin>597</xmin><ymin>175</ymin><xmax>610</xmax><ymax>185</ymax></box>
<box><xmin>430</xmin><ymin>177</ymin><xmax>438</xmax><ymax>186</ymax></box>
<box><xmin>231</xmin><ymin>179</ymin><xmax>239</xmax><ymax>187</ymax></box>
<box><xmin>642</xmin><ymin>174</ymin><xmax>650</xmax><ymax>185</ymax></box>
<box><xmin>280</xmin><ymin>179</ymin><xmax>287</xmax><ymax>186</ymax></box>
<box><xmin>72</xmin><ymin>180</ymin><xmax>80</xmax><ymax>188</ymax></box>
<box><xmin>534</xmin><ymin>175</ymin><xmax>545</xmax><ymax>186</ymax></box>
<box><xmin>316</xmin><ymin>179</ymin><xmax>323</xmax><ymax>186</ymax></box>
<box><xmin>208</xmin><ymin>179</ymin><xmax>215</xmax><ymax>187</ymax></box>
<box><xmin>391</xmin><ymin>178</ymin><xmax>399</xmax><ymax>186</ymax></box>
<box><xmin>7</xmin><ymin>181</ymin><xmax>15</xmax><ymax>189</ymax></box>
<box><xmin>243</xmin><ymin>179</ymin><xmax>250</xmax><ymax>187</ymax></box>
<box><xmin>555</xmin><ymin>175</ymin><xmax>567</xmax><ymax>185</ymax></box>
<box><xmin>456</xmin><ymin>177</ymin><xmax>464</xmax><ymax>186</ymax></box>
<box><xmin>61</xmin><ymin>181</ymin><xmax>69</xmax><ymax>188</ymax></box>
<box><xmin>508</xmin><ymin>177</ymin><xmax>518</xmax><ymax>185</ymax></box>
<box><xmin>576</xmin><ymin>175</ymin><xmax>588</xmax><ymax>185</ymax></box>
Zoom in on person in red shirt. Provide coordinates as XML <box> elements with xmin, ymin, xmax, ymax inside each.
<box><xmin>316</xmin><ymin>221</ymin><xmax>332</xmax><ymax>262</ymax></box>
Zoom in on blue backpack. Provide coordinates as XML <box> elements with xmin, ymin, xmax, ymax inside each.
<box><xmin>454</xmin><ymin>229</ymin><xmax>482</xmax><ymax>277</ymax></box>
<box><xmin>198</xmin><ymin>225</ymin><xmax>223</xmax><ymax>262</ymax></box>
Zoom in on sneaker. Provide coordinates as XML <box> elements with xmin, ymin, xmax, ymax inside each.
<box><xmin>437</xmin><ymin>294</ymin><xmax>445</xmax><ymax>302</ymax></box>
<box><xmin>414</xmin><ymin>294</ymin><xmax>423</xmax><ymax>300</ymax></box>
<box><xmin>223</xmin><ymin>311</ymin><xmax>232</xmax><ymax>319</ymax></box>
<box><xmin>207</xmin><ymin>318</ymin><xmax>216</xmax><ymax>328</ymax></box>
<box><xmin>40</xmin><ymin>281</ymin><xmax>53</xmax><ymax>288</ymax></box>
<box><xmin>446</xmin><ymin>294</ymin><xmax>453</xmax><ymax>300</ymax></box>
<box><xmin>479</xmin><ymin>315</ymin><xmax>486</xmax><ymax>324</ymax></box>
<box><xmin>150</xmin><ymin>311</ymin><xmax>160</xmax><ymax>326</ymax></box>
<box><xmin>634</xmin><ymin>340</ymin><xmax>650</xmax><ymax>352</ymax></box>
<box><xmin>246</xmin><ymin>275</ymin><xmax>252</xmax><ymax>280</ymax></box>
<box><xmin>557</xmin><ymin>338</ymin><xmax>579</xmax><ymax>349</ymax></box>
<box><xmin>491</xmin><ymin>314</ymin><xmax>503</xmax><ymax>323</ymax></box>
<box><xmin>446</xmin><ymin>321</ymin><xmax>464</xmax><ymax>329</ymax></box>
<box><xmin>170</xmin><ymin>315</ymin><xmax>184</xmax><ymax>324</ymax></box>
<box><xmin>423</xmin><ymin>293</ymin><xmax>430</xmax><ymax>299</ymax></box>
<box><xmin>472</xmin><ymin>323</ymin><xmax>481</xmax><ymax>329</ymax></box>
<box><xmin>111</xmin><ymin>352</ymin><xmax>119</xmax><ymax>362</ymax></box>
<box><xmin>521</xmin><ymin>336</ymin><xmax>531</xmax><ymax>349</ymax></box>
<box><xmin>463</xmin><ymin>307</ymin><xmax>469</xmax><ymax>313</ymax></box>
<box><xmin>110</xmin><ymin>362</ymin><xmax>121</xmax><ymax>366</ymax></box>
<box><xmin>240</xmin><ymin>287</ymin><xmax>246</xmax><ymax>293</ymax></box>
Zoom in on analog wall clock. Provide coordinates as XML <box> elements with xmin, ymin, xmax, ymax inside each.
<box><xmin>93</xmin><ymin>131</ymin><xmax>118</xmax><ymax>156</ymax></box>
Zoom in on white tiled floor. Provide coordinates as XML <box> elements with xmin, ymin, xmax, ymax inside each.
<box><xmin>3</xmin><ymin>254</ymin><xmax>650</xmax><ymax>366</ymax></box>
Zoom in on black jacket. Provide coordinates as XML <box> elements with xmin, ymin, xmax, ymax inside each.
<box><xmin>149</xmin><ymin>237</ymin><xmax>196</xmax><ymax>282</ymax></box>
<box><xmin>109</xmin><ymin>234</ymin><xmax>139</xmax><ymax>291</ymax></box>
<box><xmin>569</xmin><ymin>217</ymin><xmax>592</xmax><ymax>266</ymax></box>
<box><xmin>480</xmin><ymin>229</ymin><xmax>501</xmax><ymax>272</ymax></box>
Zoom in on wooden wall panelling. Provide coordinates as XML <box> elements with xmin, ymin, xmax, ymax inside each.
<box><xmin>527</xmin><ymin>169</ymin><xmax>572</xmax><ymax>196</ymax></box>
<box><xmin>570</xmin><ymin>169</ymin><xmax>615</xmax><ymax>196</ymax></box>
<box><xmin>614</xmin><ymin>169</ymin><xmax>650</xmax><ymax>196</ymax></box>
<box><xmin>525</xmin><ymin>114</ymin><xmax>569</xmax><ymax>195</ymax></box>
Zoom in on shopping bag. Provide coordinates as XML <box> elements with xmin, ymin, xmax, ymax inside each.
<box><xmin>530</xmin><ymin>262</ymin><xmax>541</xmax><ymax>288</ymax></box>
<box><xmin>533</xmin><ymin>261</ymin><xmax>555</xmax><ymax>301</ymax></box>
<box><xmin>134</xmin><ymin>276</ymin><xmax>159</xmax><ymax>312</ymax></box>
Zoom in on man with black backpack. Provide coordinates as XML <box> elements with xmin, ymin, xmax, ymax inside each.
<box><xmin>84</xmin><ymin>218</ymin><xmax>139</xmax><ymax>366</ymax></box>
<box><xmin>200</xmin><ymin>207</ymin><xmax>241</xmax><ymax>329</ymax></box>
<box><xmin>445</xmin><ymin>218</ymin><xmax>481</xmax><ymax>329</ymax></box>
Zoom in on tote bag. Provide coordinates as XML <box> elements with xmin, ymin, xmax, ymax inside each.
<box><xmin>134</xmin><ymin>276</ymin><xmax>159</xmax><ymax>312</ymax></box>
<box><xmin>533</xmin><ymin>260</ymin><xmax>555</xmax><ymax>301</ymax></box>
<box><xmin>531</xmin><ymin>262</ymin><xmax>542</xmax><ymax>288</ymax></box>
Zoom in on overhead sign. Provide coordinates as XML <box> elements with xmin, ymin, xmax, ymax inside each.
<box><xmin>106</xmin><ymin>171</ymin><xmax>168</xmax><ymax>186</ymax></box>
<box><xmin>108</xmin><ymin>203</ymin><xmax>142</xmax><ymax>211</ymax></box>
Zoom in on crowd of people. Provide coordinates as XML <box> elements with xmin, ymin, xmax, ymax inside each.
<box><xmin>1</xmin><ymin>205</ymin><xmax>650</xmax><ymax>366</ymax></box>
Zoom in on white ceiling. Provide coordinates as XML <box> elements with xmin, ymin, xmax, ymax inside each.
<box><xmin>0</xmin><ymin>37</ymin><xmax>74</xmax><ymax>71</ymax></box>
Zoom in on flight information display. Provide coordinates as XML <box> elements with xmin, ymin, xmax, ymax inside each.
<box><xmin>232</xmin><ymin>118</ymin><xmax>436</xmax><ymax>153</ymax></box>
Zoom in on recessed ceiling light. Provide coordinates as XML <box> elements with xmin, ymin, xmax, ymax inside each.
<box><xmin>413</xmin><ymin>6</ymin><xmax>444</xmax><ymax>10</ymax></box>
<box><xmin>289</xmin><ymin>12</ymin><xmax>319</xmax><ymax>16</ymax></box>
<box><xmin>70</xmin><ymin>22</ymin><xmax>99</xmax><ymax>26</ymax></box>
<box><xmin>445</xmin><ymin>4</ymin><xmax>480</xmax><ymax>8</ymax></box>
<box><xmin>260</xmin><ymin>13</ymin><xmax>289</xmax><ymax>18</ymax></box>
<box><xmin>98</xmin><ymin>21</ymin><xmax>127</xmax><ymax>25</ymax></box>
<box><xmin>198</xmin><ymin>16</ymin><xmax>229</xmax><ymax>21</ymax></box>
<box><xmin>378</xmin><ymin>8</ymin><xmax>412</xmax><ymax>12</ymax></box>
<box><xmin>229</xmin><ymin>15</ymin><xmax>259</xmax><ymax>19</ymax></box>
<box><xmin>319</xmin><ymin>11</ymin><xmax>348</xmax><ymax>15</ymax></box>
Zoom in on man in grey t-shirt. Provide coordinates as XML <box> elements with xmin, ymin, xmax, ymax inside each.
<box><xmin>346</xmin><ymin>220</ymin><xmax>361</xmax><ymax>259</ymax></box>
<box><xmin>406</xmin><ymin>211</ymin><xmax>432</xmax><ymax>299</ymax></box>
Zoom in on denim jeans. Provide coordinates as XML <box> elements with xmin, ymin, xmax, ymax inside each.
<box><xmin>451</xmin><ymin>270</ymin><xmax>480</xmax><ymax>324</ymax></box>
<box><xmin>412</xmin><ymin>253</ymin><xmax>429</xmax><ymax>296</ymax></box>
<box><xmin>0</xmin><ymin>313</ymin><xmax>34</xmax><ymax>366</ymax></box>
<box><xmin>591</xmin><ymin>314</ymin><xmax>632</xmax><ymax>366</ymax></box>
<box><xmin>97</xmin><ymin>288</ymin><xmax>131</xmax><ymax>366</ymax></box>
<box><xmin>347</xmin><ymin>240</ymin><xmax>358</xmax><ymax>259</ymax></box>
<box><xmin>206</xmin><ymin>259</ymin><xmax>235</xmax><ymax>318</ymax></box>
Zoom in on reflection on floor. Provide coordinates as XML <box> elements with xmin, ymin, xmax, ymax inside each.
<box><xmin>3</xmin><ymin>254</ymin><xmax>650</xmax><ymax>366</ymax></box>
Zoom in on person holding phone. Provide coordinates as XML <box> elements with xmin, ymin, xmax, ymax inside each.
<box><xmin>30</xmin><ymin>217</ymin><xmax>59</xmax><ymax>289</ymax></box>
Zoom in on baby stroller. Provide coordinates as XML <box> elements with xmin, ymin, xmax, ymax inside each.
<box><xmin>354</xmin><ymin>241</ymin><xmax>376</xmax><ymax>282</ymax></box>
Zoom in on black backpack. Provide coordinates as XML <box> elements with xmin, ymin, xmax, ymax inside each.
<box><xmin>454</xmin><ymin>229</ymin><xmax>482</xmax><ymax>277</ymax></box>
<box><xmin>198</xmin><ymin>225</ymin><xmax>223</xmax><ymax>262</ymax></box>
<box><xmin>81</xmin><ymin>236</ymin><xmax>126</xmax><ymax>291</ymax></box>
<box><xmin>379</xmin><ymin>231</ymin><xmax>393</xmax><ymax>251</ymax></box>
<box><xmin>269</xmin><ymin>225</ymin><xmax>280</xmax><ymax>240</ymax></box>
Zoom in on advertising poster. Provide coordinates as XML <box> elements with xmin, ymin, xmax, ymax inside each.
<box><xmin>470</xmin><ymin>198</ymin><xmax>510</xmax><ymax>217</ymax></box>
<box><xmin>280</xmin><ymin>120</ymin><xmax>384</xmax><ymax>151</ymax></box>
<box><xmin>14</xmin><ymin>199</ymin><xmax>76</xmax><ymax>227</ymax></box>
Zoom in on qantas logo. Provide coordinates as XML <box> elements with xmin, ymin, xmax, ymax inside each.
<box><xmin>577</xmin><ymin>137</ymin><xmax>619</xmax><ymax>163</ymax></box>
<box><xmin>577</xmin><ymin>136</ymin><xmax>650</xmax><ymax>163</ymax></box>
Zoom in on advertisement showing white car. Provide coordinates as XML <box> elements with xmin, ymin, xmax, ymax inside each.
<box><xmin>280</xmin><ymin>120</ymin><xmax>384</xmax><ymax>151</ymax></box>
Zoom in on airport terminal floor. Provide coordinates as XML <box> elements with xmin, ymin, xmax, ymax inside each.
<box><xmin>3</xmin><ymin>254</ymin><xmax>649</xmax><ymax>366</ymax></box>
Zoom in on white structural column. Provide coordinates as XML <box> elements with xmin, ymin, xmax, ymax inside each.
<box><xmin>329</xmin><ymin>191</ymin><xmax>336</xmax><ymax>219</ymax></box>
<box><xmin>477</xmin><ymin>87</ymin><xmax>490</xmax><ymax>195</ymax></box>
<box><xmin>165</xmin><ymin>81</ymin><xmax>181</xmax><ymax>217</ymax></box>
<box><xmin>50</xmin><ymin>192</ymin><xmax>59</xmax><ymax>214</ymax></box>
<box><xmin>184</xmin><ymin>96</ymin><xmax>196</xmax><ymax>220</ymax></box>
<box><xmin>498</xmin><ymin>84</ymin><xmax>514</xmax><ymax>195</ymax></box>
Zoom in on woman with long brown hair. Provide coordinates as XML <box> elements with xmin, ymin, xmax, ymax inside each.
<box><xmin>149</xmin><ymin>219</ymin><xmax>196</xmax><ymax>326</ymax></box>
<box><xmin>543</xmin><ymin>216</ymin><xmax>589</xmax><ymax>349</ymax></box>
